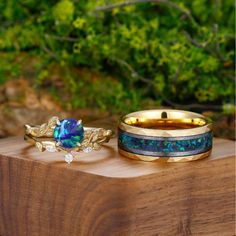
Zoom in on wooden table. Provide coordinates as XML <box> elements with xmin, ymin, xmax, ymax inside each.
<box><xmin>0</xmin><ymin>137</ymin><xmax>235</xmax><ymax>236</ymax></box>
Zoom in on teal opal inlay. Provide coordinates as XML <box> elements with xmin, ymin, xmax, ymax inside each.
<box><xmin>54</xmin><ymin>118</ymin><xmax>84</xmax><ymax>148</ymax></box>
<box><xmin>118</xmin><ymin>130</ymin><xmax>213</xmax><ymax>157</ymax></box>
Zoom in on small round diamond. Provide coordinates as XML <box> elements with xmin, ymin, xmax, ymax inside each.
<box><xmin>54</xmin><ymin>118</ymin><xmax>84</xmax><ymax>148</ymax></box>
<box><xmin>83</xmin><ymin>147</ymin><xmax>93</xmax><ymax>153</ymax></box>
<box><xmin>45</xmin><ymin>145</ymin><xmax>56</xmax><ymax>152</ymax></box>
<box><xmin>64</xmin><ymin>153</ymin><xmax>73</xmax><ymax>164</ymax></box>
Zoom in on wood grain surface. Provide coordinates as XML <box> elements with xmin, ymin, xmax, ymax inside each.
<box><xmin>0</xmin><ymin>137</ymin><xmax>235</xmax><ymax>236</ymax></box>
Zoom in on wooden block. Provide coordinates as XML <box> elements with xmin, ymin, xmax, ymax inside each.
<box><xmin>0</xmin><ymin>137</ymin><xmax>235</xmax><ymax>236</ymax></box>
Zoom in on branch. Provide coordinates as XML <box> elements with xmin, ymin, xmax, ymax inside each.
<box><xmin>212</xmin><ymin>24</ymin><xmax>226</xmax><ymax>61</ymax></box>
<box><xmin>184</xmin><ymin>28</ymin><xmax>228</xmax><ymax>62</ymax></box>
<box><xmin>183</xmin><ymin>31</ymin><xmax>216</xmax><ymax>55</ymax></box>
<box><xmin>113</xmin><ymin>57</ymin><xmax>222</xmax><ymax>110</ymax></box>
<box><xmin>41</xmin><ymin>45</ymin><xmax>59</xmax><ymax>60</ymax></box>
<box><xmin>113</xmin><ymin>58</ymin><xmax>154</xmax><ymax>85</ymax></box>
<box><xmin>172</xmin><ymin>64</ymin><xmax>182</xmax><ymax>84</ymax></box>
<box><xmin>220</xmin><ymin>72</ymin><xmax>235</xmax><ymax>81</ymax></box>
<box><xmin>161</xmin><ymin>98</ymin><xmax>222</xmax><ymax>110</ymax></box>
<box><xmin>94</xmin><ymin>0</ymin><xmax>197</xmax><ymax>26</ymax></box>
<box><xmin>45</xmin><ymin>34</ymin><xmax>78</xmax><ymax>42</ymax></box>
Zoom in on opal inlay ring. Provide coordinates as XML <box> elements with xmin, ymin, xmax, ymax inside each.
<box><xmin>24</xmin><ymin>117</ymin><xmax>113</xmax><ymax>163</ymax></box>
<box><xmin>118</xmin><ymin>109</ymin><xmax>213</xmax><ymax>162</ymax></box>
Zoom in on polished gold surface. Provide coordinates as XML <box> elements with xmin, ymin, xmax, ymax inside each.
<box><xmin>119</xmin><ymin>109</ymin><xmax>212</xmax><ymax>137</ymax></box>
<box><xmin>24</xmin><ymin>116</ymin><xmax>113</xmax><ymax>153</ymax></box>
<box><xmin>118</xmin><ymin>109</ymin><xmax>213</xmax><ymax>162</ymax></box>
<box><xmin>124</xmin><ymin>118</ymin><xmax>206</xmax><ymax>129</ymax></box>
<box><xmin>119</xmin><ymin>149</ymin><xmax>212</xmax><ymax>162</ymax></box>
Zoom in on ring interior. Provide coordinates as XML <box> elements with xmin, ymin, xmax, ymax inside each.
<box><xmin>123</xmin><ymin>113</ymin><xmax>207</xmax><ymax>130</ymax></box>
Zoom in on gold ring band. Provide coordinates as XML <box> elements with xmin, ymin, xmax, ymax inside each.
<box><xmin>118</xmin><ymin>109</ymin><xmax>213</xmax><ymax>162</ymax></box>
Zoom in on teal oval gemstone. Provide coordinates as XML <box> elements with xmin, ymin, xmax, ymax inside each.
<box><xmin>54</xmin><ymin>118</ymin><xmax>84</xmax><ymax>148</ymax></box>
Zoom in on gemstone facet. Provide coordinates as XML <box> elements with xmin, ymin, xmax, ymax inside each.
<box><xmin>83</xmin><ymin>147</ymin><xmax>93</xmax><ymax>153</ymax></box>
<box><xmin>64</xmin><ymin>153</ymin><xmax>74</xmax><ymax>164</ymax></box>
<box><xmin>118</xmin><ymin>130</ymin><xmax>213</xmax><ymax>157</ymax></box>
<box><xmin>54</xmin><ymin>118</ymin><xmax>84</xmax><ymax>148</ymax></box>
<box><xmin>45</xmin><ymin>145</ymin><xmax>56</xmax><ymax>152</ymax></box>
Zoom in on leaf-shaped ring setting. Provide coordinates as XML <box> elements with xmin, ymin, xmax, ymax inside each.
<box><xmin>24</xmin><ymin>116</ymin><xmax>113</xmax><ymax>164</ymax></box>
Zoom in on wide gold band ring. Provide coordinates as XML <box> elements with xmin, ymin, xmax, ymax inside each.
<box><xmin>24</xmin><ymin>116</ymin><xmax>113</xmax><ymax>164</ymax></box>
<box><xmin>118</xmin><ymin>109</ymin><xmax>213</xmax><ymax>162</ymax></box>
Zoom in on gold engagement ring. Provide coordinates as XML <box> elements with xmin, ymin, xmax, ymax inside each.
<box><xmin>24</xmin><ymin>117</ymin><xmax>113</xmax><ymax>164</ymax></box>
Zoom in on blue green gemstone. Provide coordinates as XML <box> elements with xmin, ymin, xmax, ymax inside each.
<box><xmin>54</xmin><ymin>118</ymin><xmax>84</xmax><ymax>148</ymax></box>
<box><xmin>118</xmin><ymin>130</ymin><xmax>213</xmax><ymax>155</ymax></box>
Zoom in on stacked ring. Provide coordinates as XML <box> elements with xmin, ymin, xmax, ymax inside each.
<box><xmin>118</xmin><ymin>109</ymin><xmax>213</xmax><ymax>162</ymax></box>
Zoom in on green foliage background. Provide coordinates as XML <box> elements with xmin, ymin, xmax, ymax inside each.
<box><xmin>0</xmin><ymin>0</ymin><xmax>234</xmax><ymax>113</ymax></box>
